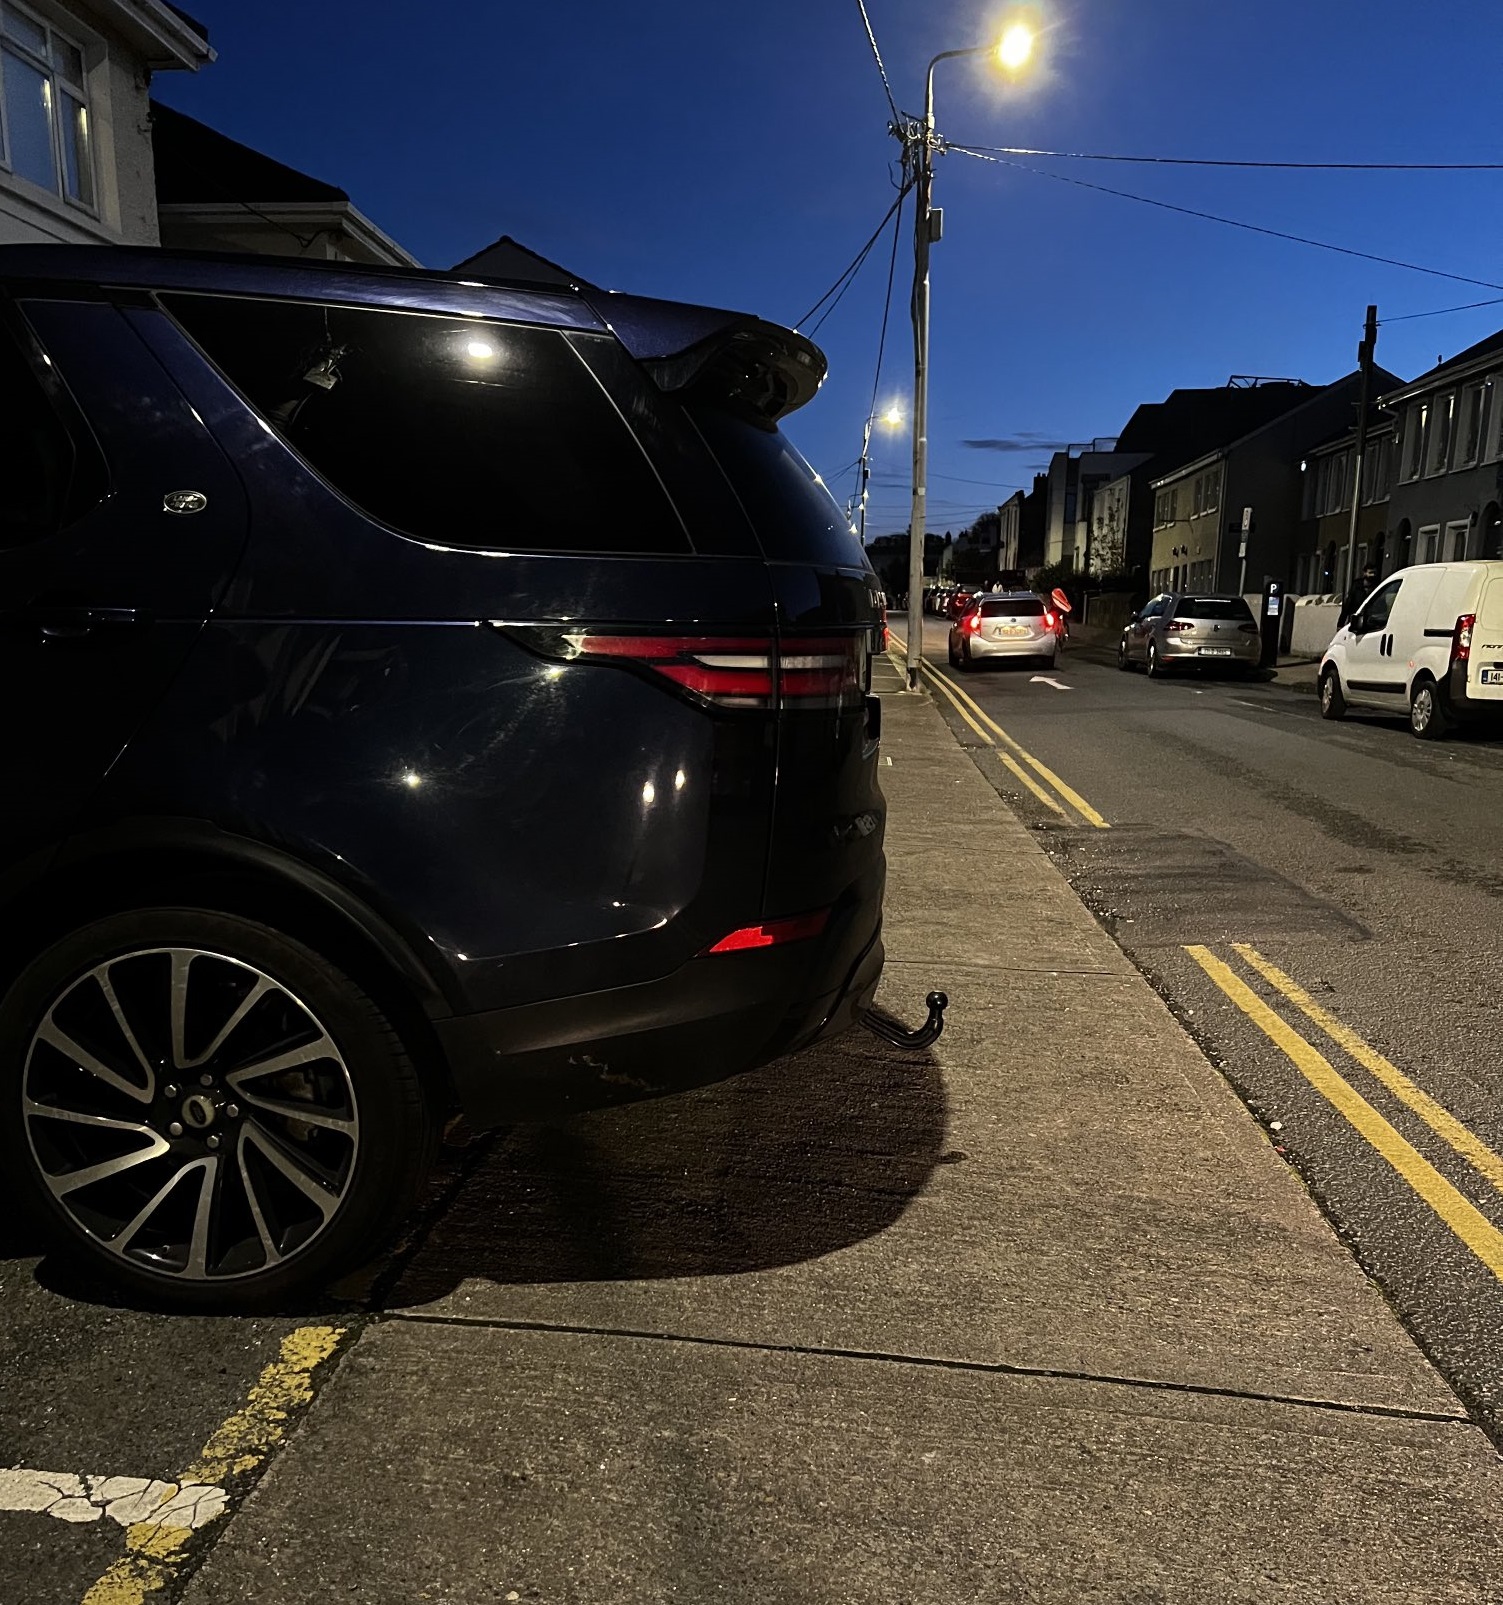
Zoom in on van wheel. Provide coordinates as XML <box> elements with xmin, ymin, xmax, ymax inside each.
<box><xmin>1318</xmin><ymin>667</ymin><xmax>1346</xmax><ymax>720</ymax></box>
<box><xmin>0</xmin><ymin>908</ymin><xmax>439</xmax><ymax>1311</ymax></box>
<box><xmin>1409</xmin><ymin>676</ymin><xmax>1449</xmax><ymax>740</ymax></box>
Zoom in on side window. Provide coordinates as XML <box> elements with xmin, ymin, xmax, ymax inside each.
<box><xmin>162</xmin><ymin>294</ymin><xmax>690</xmax><ymax>554</ymax></box>
<box><xmin>1361</xmin><ymin>578</ymin><xmax>1401</xmax><ymax>630</ymax></box>
<box><xmin>1140</xmin><ymin>596</ymin><xmax>1167</xmax><ymax>620</ymax></box>
<box><xmin>0</xmin><ymin>313</ymin><xmax>82</xmax><ymax>546</ymax></box>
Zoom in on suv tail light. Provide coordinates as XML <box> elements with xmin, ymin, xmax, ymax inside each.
<box><xmin>508</xmin><ymin>629</ymin><xmax>865</xmax><ymax>710</ymax></box>
<box><xmin>1452</xmin><ymin>613</ymin><xmax>1476</xmax><ymax>666</ymax></box>
<box><xmin>1165</xmin><ymin>620</ymin><xmax>1195</xmax><ymax>634</ymax></box>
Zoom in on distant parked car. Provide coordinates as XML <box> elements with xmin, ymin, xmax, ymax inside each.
<box><xmin>1119</xmin><ymin>593</ymin><xmax>1261</xmax><ymax>677</ymax></box>
<box><xmin>948</xmin><ymin>592</ymin><xmax>1060</xmax><ymax>670</ymax></box>
<box><xmin>1319</xmin><ymin>560</ymin><xmax>1503</xmax><ymax>739</ymax></box>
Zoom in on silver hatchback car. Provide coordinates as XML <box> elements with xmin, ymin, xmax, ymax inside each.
<box><xmin>1119</xmin><ymin>593</ymin><xmax>1262</xmax><ymax>677</ymax></box>
<box><xmin>949</xmin><ymin>591</ymin><xmax>1061</xmax><ymax>670</ymax></box>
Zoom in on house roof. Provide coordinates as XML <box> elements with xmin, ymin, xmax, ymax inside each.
<box><xmin>151</xmin><ymin>102</ymin><xmax>347</xmax><ymax>205</ymax></box>
<box><xmin>1150</xmin><ymin>367</ymin><xmax>1405</xmax><ymax>487</ymax></box>
<box><xmin>1116</xmin><ymin>382</ymin><xmax>1315</xmax><ymax>472</ymax></box>
<box><xmin>1305</xmin><ymin>406</ymin><xmax>1395</xmax><ymax>458</ymax></box>
<box><xmin>450</xmin><ymin>234</ymin><xmax>587</xmax><ymax>288</ymax></box>
<box><xmin>1379</xmin><ymin>326</ymin><xmax>1503</xmax><ymax>404</ymax></box>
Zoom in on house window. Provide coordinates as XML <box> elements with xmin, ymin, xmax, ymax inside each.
<box><xmin>1458</xmin><ymin>383</ymin><xmax>1485</xmax><ymax>468</ymax></box>
<box><xmin>1364</xmin><ymin>433</ymin><xmax>1392</xmax><ymax>504</ymax></box>
<box><xmin>1486</xmin><ymin>376</ymin><xmax>1503</xmax><ymax>462</ymax></box>
<box><xmin>1420</xmin><ymin>524</ymin><xmax>1440</xmax><ymax>563</ymax></box>
<box><xmin>1426</xmin><ymin>391</ymin><xmax>1455</xmax><ymax>476</ymax></box>
<box><xmin>0</xmin><ymin>2</ymin><xmax>93</xmax><ymax>209</ymax></box>
<box><xmin>1445</xmin><ymin>519</ymin><xmax>1469</xmax><ymax>561</ymax></box>
<box><xmin>1202</xmin><ymin>468</ymin><xmax>1219</xmax><ymax>514</ymax></box>
<box><xmin>1403</xmin><ymin>402</ymin><xmax>1429</xmax><ymax>480</ymax></box>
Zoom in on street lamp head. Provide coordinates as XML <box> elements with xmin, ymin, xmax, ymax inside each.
<box><xmin>880</xmin><ymin>404</ymin><xmax>904</xmax><ymax>428</ymax></box>
<box><xmin>997</xmin><ymin>21</ymin><xmax>1034</xmax><ymax>72</ymax></box>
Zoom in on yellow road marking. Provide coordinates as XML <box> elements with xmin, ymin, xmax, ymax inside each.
<box><xmin>889</xmin><ymin>625</ymin><xmax>1107</xmax><ymax>826</ymax></box>
<box><xmin>80</xmin><ymin>1325</ymin><xmax>347</xmax><ymax>1605</ymax></box>
<box><xmin>1233</xmin><ymin>943</ymin><xmax>1503</xmax><ymax>1197</ymax></box>
<box><xmin>920</xmin><ymin>660</ymin><xmax>1111</xmax><ymax>829</ymax></box>
<box><xmin>1186</xmin><ymin>944</ymin><xmax>1503</xmax><ymax>1284</ymax></box>
<box><xmin>997</xmin><ymin>751</ymin><xmax>1069</xmax><ymax>817</ymax></box>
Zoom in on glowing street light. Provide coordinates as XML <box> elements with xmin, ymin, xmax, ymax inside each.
<box><xmin>853</xmin><ymin>403</ymin><xmax>906</xmax><ymax>547</ymax></box>
<box><xmin>902</xmin><ymin>20</ymin><xmax>1039</xmax><ymax>688</ymax></box>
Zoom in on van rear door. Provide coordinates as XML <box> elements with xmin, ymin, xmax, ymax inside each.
<box><xmin>1468</xmin><ymin>571</ymin><xmax>1503</xmax><ymax>701</ymax></box>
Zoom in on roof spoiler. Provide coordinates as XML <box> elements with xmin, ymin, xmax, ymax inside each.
<box><xmin>577</xmin><ymin>288</ymin><xmax>826</xmax><ymax>422</ymax></box>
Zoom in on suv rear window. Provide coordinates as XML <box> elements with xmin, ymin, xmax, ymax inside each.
<box><xmin>1174</xmin><ymin>597</ymin><xmax>1254</xmax><ymax>621</ymax></box>
<box><xmin>163</xmin><ymin>294</ymin><xmax>689</xmax><ymax>554</ymax></box>
<box><xmin>980</xmin><ymin>597</ymin><xmax>1044</xmax><ymax>616</ymax></box>
<box><xmin>689</xmin><ymin>405</ymin><xmax>865</xmax><ymax>565</ymax></box>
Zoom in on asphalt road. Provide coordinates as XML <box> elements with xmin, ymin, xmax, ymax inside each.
<box><xmin>902</xmin><ymin>610</ymin><xmax>1503</xmax><ymax>1444</ymax></box>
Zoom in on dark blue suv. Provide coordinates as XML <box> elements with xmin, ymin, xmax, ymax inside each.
<box><xmin>0</xmin><ymin>247</ymin><xmax>887</xmax><ymax>1309</ymax></box>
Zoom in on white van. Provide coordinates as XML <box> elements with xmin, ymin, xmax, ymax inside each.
<box><xmin>1319</xmin><ymin>561</ymin><xmax>1503</xmax><ymax>739</ymax></box>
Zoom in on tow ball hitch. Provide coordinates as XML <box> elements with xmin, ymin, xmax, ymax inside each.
<box><xmin>861</xmin><ymin>990</ymin><xmax>949</xmax><ymax>1050</ymax></box>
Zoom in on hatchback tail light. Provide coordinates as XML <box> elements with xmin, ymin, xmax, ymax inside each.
<box><xmin>1165</xmin><ymin>620</ymin><xmax>1195</xmax><ymax>634</ymax></box>
<box><xmin>1452</xmin><ymin>613</ymin><xmax>1476</xmax><ymax>665</ymax></box>
<box><xmin>963</xmin><ymin>612</ymin><xmax>982</xmax><ymax>634</ymax></box>
<box><xmin>512</xmin><ymin>629</ymin><xmax>865</xmax><ymax>710</ymax></box>
<box><xmin>1239</xmin><ymin>622</ymin><xmax>1260</xmax><ymax>635</ymax></box>
<box><xmin>1041</xmin><ymin>609</ymin><xmax>1056</xmax><ymax>631</ymax></box>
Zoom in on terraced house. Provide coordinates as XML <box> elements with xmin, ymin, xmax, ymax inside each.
<box><xmin>1379</xmin><ymin>332</ymin><xmax>1503</xmax><ymax>573</ymax></box>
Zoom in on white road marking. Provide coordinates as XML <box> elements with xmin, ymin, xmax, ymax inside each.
<box><xmin>0</xmin><ymin>1466</ymin><xmax>228</xmax><ymax>1530</ymax></box>
<box><xmin>1029</xmin><ymin>676</ymin><xmax>1072</xmax><ymax>691</ymax></box>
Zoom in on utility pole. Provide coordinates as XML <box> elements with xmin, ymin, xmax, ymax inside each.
<box><xmin>1342</xmin><ymin>304</ymin><xmax>1379</xmax><ymax>596</ymax></box>
<box><xmin>904</xmin><ymin>113</ymin><xmax>935</xmax><ymax>691</ymax></box>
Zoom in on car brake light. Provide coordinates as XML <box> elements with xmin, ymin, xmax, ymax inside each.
<box><xmin>964</xmin><ymin>612</ymin><xmax>982</xmax><ymax>634</ymax></box>
<box><xmin>1041</xmin><ymin>609</ymin><xmax>1056</xmax><ymax>631</ymax></box>
<box><xmin>1239</xmin><ymin>622</ymin><xmax>1260</xmax><ymax>635</ymax></box>
<box><xmin>539</xmin><ymin>632</ymin><xmax>863</xmax><ymax>710</ymax></box>
<box><xmin>1453</xmin><ymin>613</ymin><xmax>1476</xmax><ymax>665</ymax></box>
<box><xmin>1165</xmin><ymin>620</ymin><xmax>1194</xmax><ymax>633</ymax></box>
<box><xmin>701</xmin><ymin>908</ymin><xmax>830</xmax><ymax>954</ymax></box>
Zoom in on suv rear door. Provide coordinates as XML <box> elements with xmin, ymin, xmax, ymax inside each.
<box><xmin>0</xmin><ymin>293</ymin><xmax>248</xmax><ymax>871</ymax></box>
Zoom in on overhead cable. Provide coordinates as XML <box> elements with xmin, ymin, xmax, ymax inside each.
<box><xmin>853</xmin><ymin>0</ymin><xmax>904</xmax><ymax>124</ymax></box>
<box><xmin>795</xmin><ymin>178</ymin><xmax>913</xmax><ymax>333</ymax></box>
<box><xmin>953</xmin><ymin>142</ymin><xmax>1503</xmax><ymax>172</ymax></box>
<box><xmin>951</xmin><ymin>148</ymin><xmax>1503</xmax><ymax>292</ymax></box>
<box><xmin>1382</xmin><ymin>295</ymin><xmax>1503</xmax><ymax>324</ymax></box>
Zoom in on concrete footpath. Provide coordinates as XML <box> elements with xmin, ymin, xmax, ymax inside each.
<box><xmin>178</xmin><ymin>655</ymin><xmax>1502</xmax><ymax>1604</ymax></box>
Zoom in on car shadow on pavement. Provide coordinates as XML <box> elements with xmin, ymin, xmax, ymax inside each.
<box><xmin>384</xmin><ymin>1029</ymin><xmax>948</xmax><ymax>1304</ymax></box>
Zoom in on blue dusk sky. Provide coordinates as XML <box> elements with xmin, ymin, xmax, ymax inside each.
<box><xmin>155</xmin><ymin>0</ymin><xmax>1503</xmax><ymax>540</ymax></box>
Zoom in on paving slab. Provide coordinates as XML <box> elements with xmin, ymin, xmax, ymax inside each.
<box><xmin>173</xmin><ymin>654</ymin><xmax>1500</xmax><ymax>1603</ymax></box>
<box><xmin>178</xmin><ymin>1321</ymin><xmax>1503</xmax><ymax>1605</ymax></box>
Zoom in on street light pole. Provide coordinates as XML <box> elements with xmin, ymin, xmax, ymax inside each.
<box><xmin>903</xmin><ymin>35</ymin><xmax>1032</xmax><ymax>689</ymax></box>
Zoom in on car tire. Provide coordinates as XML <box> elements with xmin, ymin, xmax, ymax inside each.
<box><xmin>958</xmin><ymin>641</ymin><xmax>973</xmax><ymax>672</ymax></box>
<box><xmin>1319</xmin><ymin>666</ymin><xmax>1346</xmax><ymax>720</ymax></box>
<box><xmin>1409</xmin><ymin>675</ymin><xmax>1449</xmax><ymax>740</ymax></box>
<box><xmin>0</xmin><ymin>907</ymin><xmax>439</xmax><ymax>1312</ymax></box>
<box><xmin>947</xmin><ymin>639</ymin><xmax>960</xmax><ymax>668</ymax></box>
<box><xmin>1146</xmin><ymin>640</ymin><xmax>1165</xmax><ymax>678</ymax></box>
<box><xmin>1117</xmin><ymin>640</ymin><xmax>1129</xmax><ymax>671</ymax></box>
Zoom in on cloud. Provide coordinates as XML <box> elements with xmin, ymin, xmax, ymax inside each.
<box><xmin>961</xmin><ymin>434</ymin><xmax>1069</xmax><ymax>453</ymax></box>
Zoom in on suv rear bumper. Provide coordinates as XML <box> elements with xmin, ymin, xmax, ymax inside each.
<box><xmin>435</xmin><ymin>884</ymin><xmax>885</xmax><ymax>1125</ymax></box>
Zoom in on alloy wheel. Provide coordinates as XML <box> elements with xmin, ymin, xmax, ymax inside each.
<box><xmin>22</xmin><ymin>947</ymin><xmax>360</xmax><ymax>1284</ymax></box>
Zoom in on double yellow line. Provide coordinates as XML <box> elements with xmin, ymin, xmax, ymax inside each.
<box><xmin>1189</xmin><ymin>942</ymin><xmax>1503</xmax><ymax>1284</ymax></box>
<box><xmin>888</xmin><ymin>631</ymin><xmax>1109</xmax><ymax>829</ymax></box>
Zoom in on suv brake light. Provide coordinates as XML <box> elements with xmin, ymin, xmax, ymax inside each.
<box><xmin>522</xmin><ymin>630</ymin><xmax>864</xmax><ymax>710</ymax></box>
<box><xmin>1452</xmin><ymin>613</ymin><xmax>1476</xmax><ymax>665</ymax></box>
